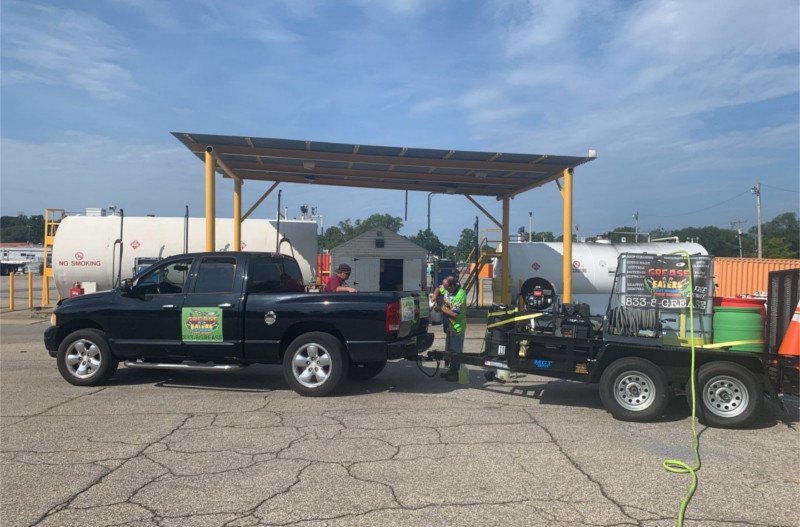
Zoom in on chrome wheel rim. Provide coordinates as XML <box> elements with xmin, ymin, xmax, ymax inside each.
<box><xmin>702</xmin><ymin>375</ymin><xmax>749</xmax><ymax>418</ymax></box>
<box><xmin>291</xmin><ymin>343</ymin><xmax>332</xmax><ymax>389</ymax></box>
<box><xmin>65</xmin><ymin>339</ymin><xmax>102</xmax><ymax>379</ymax></box>
<box><xmin>613</xmin><ymin>370</ymin><xmax>655</xmax><ymax>411</ymax></box>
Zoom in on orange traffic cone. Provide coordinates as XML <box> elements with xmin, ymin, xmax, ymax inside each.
<box><xmin>778</xmin><ymin>301</ymin><xmax>800</xmax><ymax>356</ymax></box>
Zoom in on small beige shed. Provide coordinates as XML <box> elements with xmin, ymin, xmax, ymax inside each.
<box><xmin>330</xmin><ymin>229</ymin><xmax>428</xmax><ymax>292</ymax></box>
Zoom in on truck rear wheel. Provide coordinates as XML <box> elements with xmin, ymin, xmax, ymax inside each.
<box><xmin>283</xmin><ymin>332</ymin><xmax>348</xmax><ymax>397</ymax></box>
<box><xmin>56</xmin><ymin>329</ymin><xmax>119</xmax><ymax>386</ymax></box>
<box><xmin>689</xmin><ymin>361</ymin><xmax>763</xmax><ymax>429</ymax></box>
<box><xmin>599</xmin><ymin>357</ymin><xmax>670</xmax><ymax>422</ymax></box>
<box><xmin>349</xmin><ymin>360</ymin><xmax>387</xmax><ymax>380</ymax></box>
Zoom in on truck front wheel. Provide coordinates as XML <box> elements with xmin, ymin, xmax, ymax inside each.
<box><xmin>599</xmin><ymin>357</ymin><xmax>670</xmax><ymax>422</ymax></box>
<box><xmin>56</xmin><ymin>329</ymin><xmax>119</xmax><ymax>387</ymax></box>
<box><xmin>283</xmin><ymin>332</ymin><xmax>348</xmax><ymax>397</ymax></box>
<box><xmin>689</xmin><ymin>361</ymin><xmax>763</xmax><ymax>429</ymax></box>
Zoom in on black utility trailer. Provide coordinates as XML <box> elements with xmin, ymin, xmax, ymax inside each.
<box><xmin>428</xmin><ymin>257</ymin><xmax>799</xmax><ymax>429</ymax></box>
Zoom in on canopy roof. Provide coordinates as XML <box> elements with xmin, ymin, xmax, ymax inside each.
<box><xmin>172</xmin><ymin>132</ymin><xmax>595</xmax><ymax>199</ymax></box>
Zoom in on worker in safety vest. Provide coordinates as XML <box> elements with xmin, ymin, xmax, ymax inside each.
<box><xmin>435</xmin><ymin>276</ymin><xmax>467</xmax><ymax>381</ymax></box>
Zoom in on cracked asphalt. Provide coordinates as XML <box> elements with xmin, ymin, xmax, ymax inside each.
<box><xmin>1</xmin><ymin>309</ymin><xmax>798</xmax><ymax>527</ymax></box>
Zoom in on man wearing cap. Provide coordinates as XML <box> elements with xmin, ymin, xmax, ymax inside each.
<box><xmin>325</xmin><ymin>263</ymin><xmax>358</xmax><ymax>293</ymax></box>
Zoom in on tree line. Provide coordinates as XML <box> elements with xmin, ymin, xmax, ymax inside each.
<box><xmin>3</xmin><ymin>211</ymin><xmax>797</xmax><ymax>260</ymax></box>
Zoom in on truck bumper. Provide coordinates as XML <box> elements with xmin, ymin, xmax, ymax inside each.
<box><xmin>348</xmin><ymin>332</ymin><xmax>434</xmax><ymax>362</ymax></box>
<box><xmin>44</xmin><ymin>326</ymin><xmax>59</xmax><ymax>357</ymax></box>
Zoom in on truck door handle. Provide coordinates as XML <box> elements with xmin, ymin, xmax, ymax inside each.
<box><xmin>218</xmin><ymin>303</ymin><xmax>232</xmax><ymax>308</ymax></box>
<box><xmin>161</xmin><ymin>304</ymin><xmax>176</xmax><ymax>309</ymax></box>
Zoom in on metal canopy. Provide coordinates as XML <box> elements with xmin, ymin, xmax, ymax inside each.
<box><xmin>172</xmin><ymin>131</ymin><xmax>596</xmax><ymax>304</ymax></box>
<box><xmin>172</xmin><ymin>132</ymin><xmax>594</xmax><ymax>199</ymax></box>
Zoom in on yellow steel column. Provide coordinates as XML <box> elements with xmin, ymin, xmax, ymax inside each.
<box><xmin>28</xmin><ymin>272</ymin><xmax>33</xmax><ymax>309</ymax></box>
<box><xmin>501</xmin><ymin>197</ymin><xmax>510</xmax><ymax>304</ymax></box>
<box><xmin>42</xmin><ymin>275</ymin><xmax>49</xmax><ymax>306</ymax></box>
<box><xmin>9</xmin><ymin>272</ymin><xmax>15</xmax><ymax>311</ymax></box>
<box><xmin>205</xmin><ymin>148</ymin><xmax>216</xmax><ymax>251</ymax></box>
<box><xmin>560</xmin><ymin>168</ymin><xmax>574</xmax><ymax>304</ymax></box>
<box><xmin>233</xmin><ymin>177</ymin><xmax>242</xmax><ymax>251</ymax></box>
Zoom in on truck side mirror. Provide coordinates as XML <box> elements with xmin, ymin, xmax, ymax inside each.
<box><xmin>120</xmin><ymin>279</ymin><xmax>133</xmax><ymax>293</ymax></box>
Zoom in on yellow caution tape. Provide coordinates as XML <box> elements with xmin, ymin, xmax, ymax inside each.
<box><xmin>693</xmin><ymin>339</ymin><xmax>764</xmax><ymax>350</ymax></box>
<box><xmin>486</xmin><ymin>312</ymin><xmax>543</xmax><ymax>329</ymax></box>
<box><xmin>488</xmin><ymin>308</ymin><xmax>518</xmax><ymax>317</ymax></box>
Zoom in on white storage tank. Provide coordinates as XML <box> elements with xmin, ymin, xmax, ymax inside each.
<box><xmin>501</xmin><ymin>241</ymin><xmax>708</xmax><ymax>314</ymax></box>
<box><xmin>52</xmin><ymin>215</ymin><xmax>318</xmax><ymax>297</ymax></box>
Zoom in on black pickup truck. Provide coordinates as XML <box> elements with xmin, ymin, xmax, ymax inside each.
<box><xmin>44</xmin><ymin>252</ymin><xmax>433</xmax><ymax>396</ymax></box>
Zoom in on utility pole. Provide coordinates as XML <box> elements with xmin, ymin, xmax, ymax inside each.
<box><xmin>730</xmin><ymin>220</ymin><xmax>747</xmax><ymax>258</ymax></box>
<box><xmin>528</xmin><ymin>211</ymin><xmax>533</xmax><ymax>242</ymax></box>
<box><xmin>633</xmin><ymin>211</ymin><xmax>640</xmax><ymax>243</ymax></box>
<box><xmin>751</xmin><ymin>183</ymin><xmax>762</xmax><ymax>258</ymax></box>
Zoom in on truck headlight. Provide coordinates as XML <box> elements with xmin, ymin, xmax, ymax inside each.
<box><xmin>50</xmin><ymin>313</ymin><xmax>57</xmax><ymax>326</ymax></box>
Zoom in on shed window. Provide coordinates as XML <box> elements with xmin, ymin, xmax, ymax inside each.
<box><xmin>375</xmin><ymin>238</ymin><xmax>385</xmax><ymax>248</ymax></box>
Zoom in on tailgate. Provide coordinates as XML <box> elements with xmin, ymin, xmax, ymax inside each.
<box><xmin>397</xmin><ymin>291</ymin><xmax>431</xmax><ymax>339</ymax></box>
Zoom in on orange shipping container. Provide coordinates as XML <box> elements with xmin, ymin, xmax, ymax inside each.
<box><xmin>469</xmin><ymin>262</ymin><xmax>493</xmax><ymax>279</ymax></box>
<box><xmin>713</xmin><ymin>257</ymin><xmax>800</xmax><ymax>297</ymax></box>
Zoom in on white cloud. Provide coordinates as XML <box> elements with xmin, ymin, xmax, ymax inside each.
<box><xmin>1</xmin><ymin>1</ymin><xmax>138</xmax><ymax>100</ymax></box>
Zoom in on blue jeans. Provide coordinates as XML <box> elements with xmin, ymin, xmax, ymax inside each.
<box><xmin>448</xmin><ymin>333</ymin><xmax>464</xmax><ymax>374</ymax></box>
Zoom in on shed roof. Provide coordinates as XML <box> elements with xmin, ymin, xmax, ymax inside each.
<box><xmin>172</xmin><ymin>132</ymin><xmax>595</xmax><ymax>199</ymax></box>
<box><xmin>330</xmin><ymin>228</ymin><xmax>428</xmax><ymax>256</ymax></box>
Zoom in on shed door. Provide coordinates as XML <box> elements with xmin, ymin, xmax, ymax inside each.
<box><xmin>403</xmin><ymin>258</ymin><xmax>423</xmax><ymax>291</ymax></box>
<box><xmin>351</xmin><ymin>258</ymin><xmax>380</xmax><ymax>291</ymax></box>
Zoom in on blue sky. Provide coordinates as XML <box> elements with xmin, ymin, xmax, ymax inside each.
<box><xmin>1</xmin><ymin>0</ymin><xmax>798</xmax><ymax>245</ymax></box>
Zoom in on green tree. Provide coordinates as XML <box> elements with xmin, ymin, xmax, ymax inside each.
<box><xmin>0</xmin><ymin>214</ymin><xmax>44</xmax><ymax>243</ymax></box>
<box><xmin>757</xmin><ymin>212</ymin><xmax>799</xmax><ymax>258</ymax></box>
<box><xmin>407</xmin><ymin>228</ymin><xmax>444</xmax><ymax>255</ymax></box>
<box><xmin>455</xmin><ymin>228</ymin><xmax>477</xmax><ymax>263</ymax></box>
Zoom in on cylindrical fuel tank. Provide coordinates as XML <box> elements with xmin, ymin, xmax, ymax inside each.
<box><xmin>52</xmin><ymin>215</ymin><xmax>318</xmax><ymax>297</ymax></box>
<box><xmin>503</xmin><ymin>241</ymin><xmax>708</xmax><ymax>314</ymax></box>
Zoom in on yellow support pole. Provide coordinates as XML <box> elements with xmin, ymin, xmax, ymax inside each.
<box><xmin>42</xmin><ymin>274</ymin><xmax>49</xmax><ymax>306</ymax></box>
<box><xmin>560</xmin><ymin>168</ymin><xmax>574</xmax><ymax>304</ymax></box>
<box><xmin>501</xmin><ymin>197</ymin><xmax>510</xmax><ymax>304</ymax></box>
<box><xmin>233</xmin><ymin>177</ymin><xmax>242</xmax><ymax>252</ymax></box>
<box><xmin>9</xmin><ymin>272</ymin><xmax>15</xmax><ymax>311</ymax></box>
<box><xmin>28</xmin><ymin>272</ymin><xmax>33</xmax><ymax>309</ymax></box>
<box><xmin>205</xmin><ymin>148</ymin><xmax>216</xmax><ymax>251</ymax></box>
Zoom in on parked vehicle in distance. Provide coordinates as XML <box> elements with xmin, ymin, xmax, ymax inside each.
<box><xmin>45</xmin><ymin>252</ymin><xmax>433</xmax><ymax>396</ymax></box>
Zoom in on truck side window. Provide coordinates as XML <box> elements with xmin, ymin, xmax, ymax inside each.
<box><xmin>247</xmin><ymin>257</ymin><xmax>282</xmax><ymax>294</ymax></box>
<box><xmin>193</xmin><ymin>257</ymin><xmax>237</xmax><ymax>294</ymax></box>
<box><xmin>136</xmin><ymin>259</ymin><xmax>193</xmax><ymax>295</ymax></box>
<box><xmin>281</xmin><ymin>258</ymin><xmax>305</xmax><ymax>292</ymax></box>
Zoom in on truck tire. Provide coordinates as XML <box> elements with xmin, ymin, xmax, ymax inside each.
<box><xmin>56</xmin><ymin>329</ymin><xmax>119</xmax><ymax>387</ymax></box>
<box><xmin>349</xmin><ymin>360</ymin><xmax>387</xmax><ymax>381</ymax></box>
<box><xmin>283</xmin><ymin>332</ymin><xmax>348</xmax><ymax>397</ymax></box>
<box><xmin>599</xmin><ymin>357</ymin><xmax>670</xmax><ymax>422</ymax></box>
<box><xmin>689</xmin><ymin>361</ymin><xmax>763</xmax><ymax>429</ymax></box>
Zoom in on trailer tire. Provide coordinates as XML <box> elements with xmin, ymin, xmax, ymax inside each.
<box><xmin>689</xmin><ymin>361</ymin><xmax>763</xmax><ymax>429</ymax></box>
<box><xmin>56</xmin><ymin>329</ymin><xmax>118</xmax><ymax>386</ymax></box>
<box><xmin>283</xmin><ymin>332</ymin><xmax>348</xmax><ymax>397</ymax></box>
<box><xmin>599</xmin><ymin>357</ymin><xmax>670</xmax><ymax>422</ymax></box>
<box><xmin>348</xmin><ymin>360</ymin><xmax>387</xmax><ymax>380</ymax></box>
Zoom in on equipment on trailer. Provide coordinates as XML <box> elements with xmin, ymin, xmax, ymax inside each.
<box><xmin>425</xmin><ymin>253</ymin><xmax>799</xmax><ymax>429</ymax></box>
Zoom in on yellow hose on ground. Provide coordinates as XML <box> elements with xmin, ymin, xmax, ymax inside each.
<box><xmin>662</xmin><ymin>251</ymin><xmax>702</xmax><ymax>527</ymax></box>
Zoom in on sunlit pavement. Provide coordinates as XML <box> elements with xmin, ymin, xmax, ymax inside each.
<box><xmin>1</xmin><ymin>308</ymin><xmax>798</xmax><ymax>527</ymax></box>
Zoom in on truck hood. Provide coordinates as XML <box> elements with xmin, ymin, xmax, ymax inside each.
<box><xmin>57</xmin><ymin>290</ymin><xmax>117</xmax><ymax>309</ymax></box>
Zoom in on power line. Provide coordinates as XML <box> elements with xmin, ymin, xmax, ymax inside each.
<box><xmin>761</xmin><ymin>183</ymin><xmax>799</xmax><ymax>193</ymax></box>
<box><xmin>647</xmin><ymin>190</ymin><xmax>750</xmax><ymax>218</ymax></box>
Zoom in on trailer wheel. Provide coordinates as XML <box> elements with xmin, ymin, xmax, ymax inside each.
<box><xmin>56</xmin><ymin>329</ymin><xmax>119</xmax><ymax>386</ymax></box>
<box><xmin>599</xmin><ymin>357</ymin><xmax>670</xmax><ymax>422</ymax></box>
<box><xmin>689</xmin><ymin>361</ymin><xmax>763</xmax><ymax>429</ymax></box>
<box><xmin>283</xmin><ymin>332</ymin><xmax>348</xmax><ymax>397</ymax></box>
<box><xmin>348</xmin><ymin>360</ymin><xmax>387</xmax><ymax>381</ymax></box>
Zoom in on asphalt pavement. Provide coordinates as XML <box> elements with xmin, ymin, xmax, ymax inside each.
<box><xmin>1</xmin><ymin>307</ymin><xmax>798</xmax><ymax>527</ymax></box>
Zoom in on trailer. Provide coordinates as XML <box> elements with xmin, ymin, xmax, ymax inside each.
<box><xmin>427</xmin><ymin>254</ymin><xmax>800</xmax><ymax>429</ymax></box>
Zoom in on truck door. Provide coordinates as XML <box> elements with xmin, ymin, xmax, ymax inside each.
<box><xmin>108</xmin><ymin>257</ymin><xmax>193</xmax><ymax>359</ymax></box>
<box><xmin>242</xmin><ymin>255</ymin><xmax>305</xmax><ymax>363</ymax></box>
<box><xmin>182</xmin><ymin>255</ymin><xmax>245</xmax><ymax>362</ymax></box>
